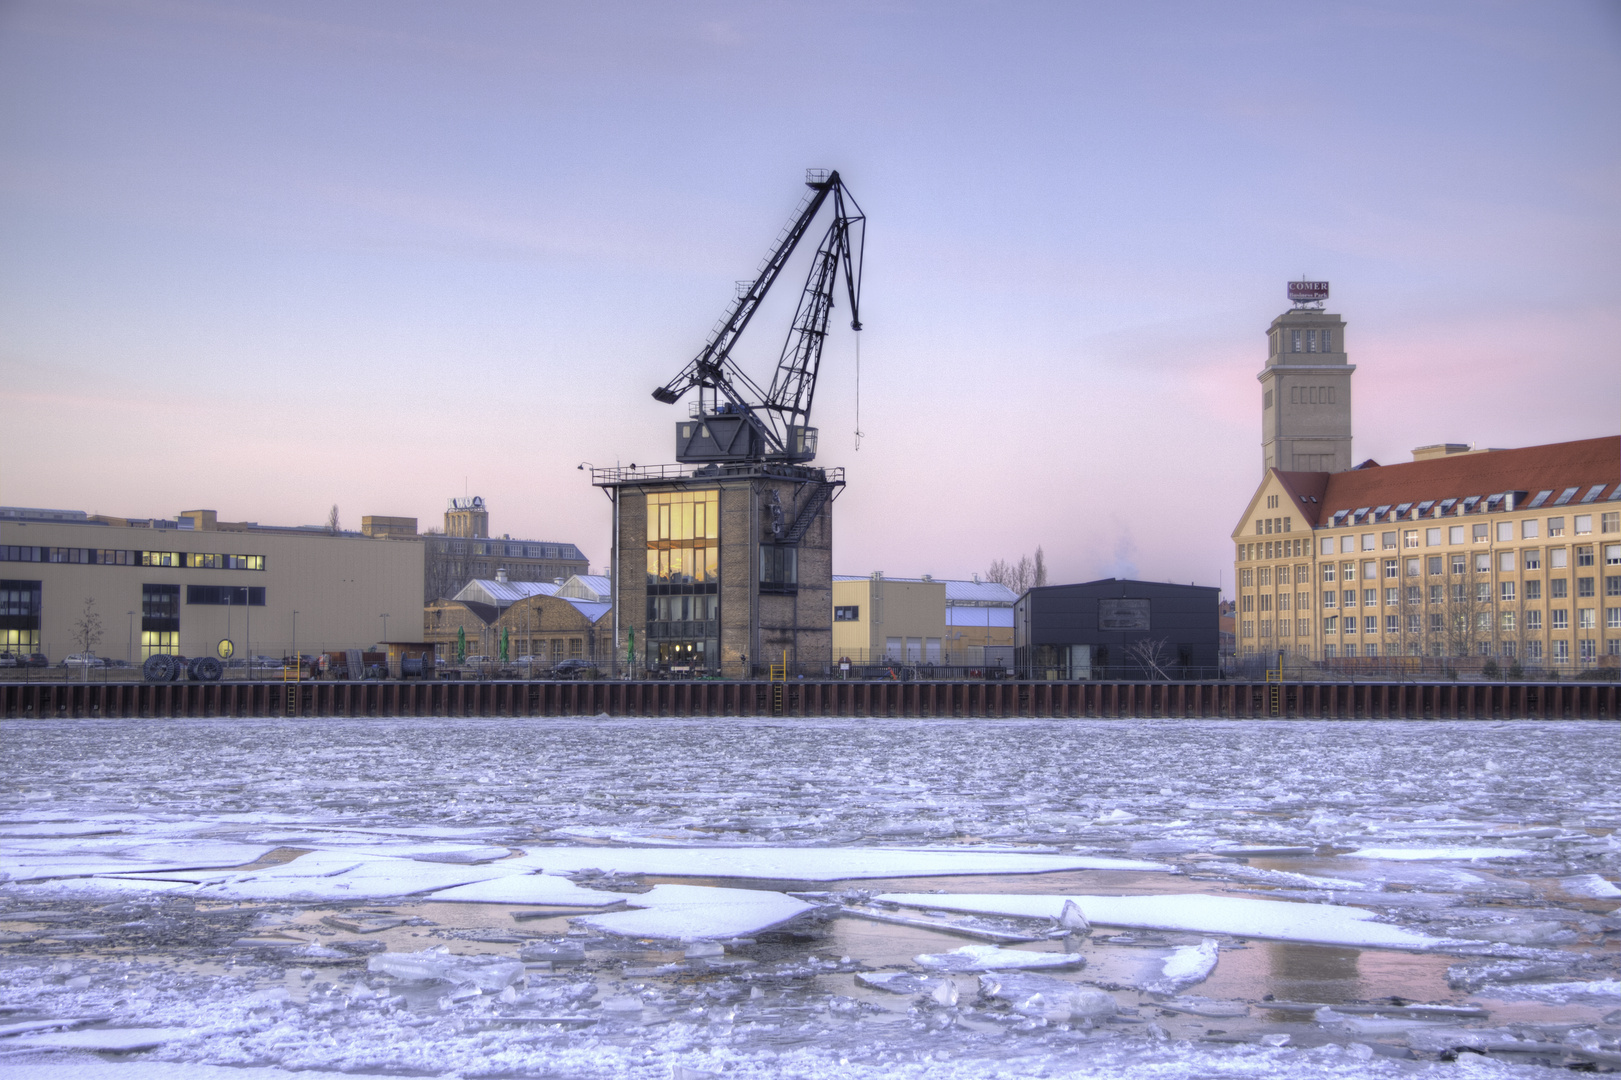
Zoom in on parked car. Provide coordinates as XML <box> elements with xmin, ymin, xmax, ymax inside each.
<box><xmin>0</xmin><ymin>652</ymin><xmax>17</xmax><ymax>668</ymax></box>
<box><xmin>22</xmin><ymin>654</ymin><xmax>49</xmax><ymax>668</ymax></box>
<box><xmin>551</xmin><ymin>658</ymin><xmax>598</xmax><ymax>680</ymax></box>
<box><xmin>64</xmin><ymin>654</ymin><xmax>107</xmax><ymax>668</ymax></box>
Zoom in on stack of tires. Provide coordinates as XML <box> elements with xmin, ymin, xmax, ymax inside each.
<box><xmin>142</xmin><ymin>655</ymin><xmax>222</xmax><ymax>682</ymax></box>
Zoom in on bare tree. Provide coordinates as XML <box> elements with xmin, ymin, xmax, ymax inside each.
<box><xmin>327</xmin><ymin>504</ymin><xmax>341</xmax><ymax>535</ymax></box>
<box><xmin>72</xmin><ymin>597</ymin><xmax>103</xmax><ymax>655</ymax></box>
<box><xmin>987</xmin><ymin>549</ymin><xmax>1044</xmax><ymax>595</ymax></box>
<box><xmin>422</xmin><ymin>528</ymin><xmax>464</xmax><ymax>601</ymax></box>
<box><xmin>1126</xmin><ymin>636</ymin><xmax>1172</xmax><ymax>680</ymax></box>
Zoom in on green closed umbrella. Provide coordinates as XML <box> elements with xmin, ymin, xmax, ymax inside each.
<box><xmin>500</xmin><ymin>626</ymin><xmax>509</xmax><ymax>662</ymax></box>
<box><xmin>456</xmin><ymin>626</ymin><xmax>466</xmax><ymax>663</ymax></box>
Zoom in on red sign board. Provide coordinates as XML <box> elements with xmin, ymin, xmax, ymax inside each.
<box><xmin>1288</xmin><ymin>281</ymin><xmax>1329</xmax><ymax>301</ymax></box>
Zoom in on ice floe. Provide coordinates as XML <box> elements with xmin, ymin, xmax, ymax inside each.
<box><xmin>423</xmin><ymin>873</ymin><xmax>630</xmax><ymax>906</ymax></box>
<box><xmin>1145</xmin><ymin>938</ymin><xmax>1218</xmax><ymax>994</ymax></box>
<box><xmin>914</xmin><ymin>945</ymin><xmax>1084</xmax><ymax>971</ymax></box>
<box><xmin>510</xmin><ymin>845</ymin><xmax>1169</xmax><ymax>880</ymax></box>
<box><xmin>876</xmin><ymin>891</ymin><xmax>1459</xmax><ymax>949</ymax></box>
<box><xmin>574</xmin><ymin>883</ymin><xmax>812</xmax><ymax>940</ymax></box>
<box><xmin>1345</xmin><ymin>845</ymin><xmax>1531</xmax><ymax>861</ymax></box>
<box><xmin>103</xmin><ymin>850</ymin><xmax>521</xmax><ymax>901</ymax></box>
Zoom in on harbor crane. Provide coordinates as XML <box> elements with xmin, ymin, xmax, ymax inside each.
<box><xmin>651</xmin><ymin>169</ymin><xmax>864</xmax><ymax>464</ymax></box>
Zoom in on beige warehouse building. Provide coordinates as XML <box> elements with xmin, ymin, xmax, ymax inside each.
<box><xmin>1</xmin><ymin>506</ymin><xmax>424</xmax><ymax>663</ymax></box>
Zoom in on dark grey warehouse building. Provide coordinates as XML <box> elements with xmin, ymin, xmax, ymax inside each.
<box><xmin>1014</xmin><ymin>578</ymin><xmax>1221</xmax><ymax>680</ymax></box>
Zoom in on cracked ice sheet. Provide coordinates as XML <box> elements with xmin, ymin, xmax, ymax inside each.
<box><xmin>576</xmin><ymin>883</ymin><xmax>812</xmax><ymax>939</ymax></box>
<box><xmin>876</xmin><ymin>892</ymin><xmax>1461</xmax><ymax>950</ymax></box>
<box><xmin>99</xmin><ymin>850</ymin><xmax>525</xmax><ymax>901</ymax></box>
<box><xmin>505</xmin><ymin>846</ymin><xmax>1169</xmax><ymax>880</ymax></box>
<box><xmin>425</xmin><ymin>873</ymin><xmax>631</xmax><ymax>905</ymax></box>
<box><xmin>1347</xmin><ymin>846</ymin><xmax>1532</xmax><ymax>860</ymax></box>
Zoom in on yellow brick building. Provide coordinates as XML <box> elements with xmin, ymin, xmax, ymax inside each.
<box><xmin>1232</xmin><ymin>437</ymin><xmax>1621</xmax><ymax>670</ymax></box>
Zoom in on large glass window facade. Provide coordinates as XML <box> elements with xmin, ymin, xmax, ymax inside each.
<box><xmin>1</xmin><ymin>579</ymin><xmax>42</xmax><ymax>655</ymax></box>
<box><xmin>644</xmin><ymin>490</ymin><xmax>720</xmax><ymax>673</ymax></box>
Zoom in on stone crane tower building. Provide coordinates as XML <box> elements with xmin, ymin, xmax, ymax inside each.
<box><xmin>1259</xmin><ymin>282</ymin><xmax>1354</xmax><ymax>475</ymax></box>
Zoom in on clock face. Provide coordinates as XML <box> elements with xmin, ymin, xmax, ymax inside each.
<box><xmin>217</xmin><ymin>638</ymin><xmax>235</xmax><ymax>659</ymax></box>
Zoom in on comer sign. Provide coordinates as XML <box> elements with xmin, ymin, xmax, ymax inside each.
<box><xmin>1288</xmin><ymin>281</ymin><xmax>1329</xmax><ymax>301</ymax></box>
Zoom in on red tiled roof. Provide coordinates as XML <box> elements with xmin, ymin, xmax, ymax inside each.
<box><xmin>1277</xmin><ymin>435</ymin><xmax>1620</xmax><ymax>528</ymax></box>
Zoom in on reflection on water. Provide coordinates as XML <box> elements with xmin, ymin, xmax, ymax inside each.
<box><xmin>1197</xmin><ymin>939</ymin><xmax>1457</xmax><ymax>1007</ymax></box>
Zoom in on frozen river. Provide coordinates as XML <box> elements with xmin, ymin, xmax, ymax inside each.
<box><xmin>2</xmin><ymin>716</ymin><xmax>1619</xmax><ymax>1078</ymax></box>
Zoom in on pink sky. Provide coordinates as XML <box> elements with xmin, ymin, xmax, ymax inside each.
<box><xmin>2</xmin><ymin>2</ymin><xmax>1617</xmax><ymax>596</ymax></box>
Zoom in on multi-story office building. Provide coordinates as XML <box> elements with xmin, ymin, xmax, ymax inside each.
<box><xmin>0</xmin><ymin>506</ymin><xmax>424</xmax><ymax>662</ymax></box>
<box><xmin>425</xmin><ymin>496</ymin><xmax>589</xmax><ymax>600</ymax></box>
<box><xmin>1234</xmin><ymin>438</ymin><xmax>1621</xmax><ymax>667</ymax></box>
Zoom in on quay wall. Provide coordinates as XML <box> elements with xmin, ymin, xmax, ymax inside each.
<box><xmin>2</xmin><ymin>680</ymin><xmax>1617</xmax><ymax>721</ymax></box>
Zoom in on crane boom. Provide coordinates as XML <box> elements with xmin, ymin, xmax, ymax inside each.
<box><xmin>651</xmin><ymin>169</ymin><xmax>863</xmax><ymax>464</ymax></box>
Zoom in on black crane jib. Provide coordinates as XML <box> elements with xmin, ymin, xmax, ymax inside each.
<box><xmin>651</xmin><ymin>168</ymin><xmax>864</xmax><ymax>465</ymax></box>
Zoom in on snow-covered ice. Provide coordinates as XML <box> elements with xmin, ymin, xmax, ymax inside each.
<box><xmin>913</xmin><ymin>944</ymin><xmax>1085</xmax><ymax>971</ymax></box>
<box><xmin>3</xmin><ymin>715</ymin><xmax>1619</xmax><ymax>1079</ymax></box>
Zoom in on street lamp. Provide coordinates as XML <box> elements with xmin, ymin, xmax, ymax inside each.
<box><xmin>380</xmin><ymin>613</ymin><xmax>389</xmax><ymax>642</ymax></box>
<box><xmin>291</xmin><ymin>610</ymin><xmax>299</xmax><ymax>664</ymax></box>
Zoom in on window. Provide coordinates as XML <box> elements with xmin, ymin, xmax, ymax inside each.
<box><xmin>1576</xmin><ymin>514</ymin><xmax>1592</xmax><ymax>535</ymax></box>
<box><xmin>1405</xmin><ymin>558</ymin><xmax>1420</xmax><ymax>577</ymax></box>
<box><xmin>1259</xmin><ymin>594</ymin><xmax>1272</xmax><ymax>612</ymax></box>
<box><xmin>1551</xmin><ymin>548</ymin><xmax>1568</xmax><ymax>569</ymax></box>
<box><xmin>1548</xmin><ymin>516</ymin><xmax>1565</xmax><ymax>536</ymax></box>
<box><xmin>1474</xmin><ymin>553</ymin><xmax>1490</xmax><ymax>573</ymax></box>
<box><xmin>1501</xmin><ymin>611</ymin><xmax>1516</xmax><ymax>632</ymax></box>
<box><xmin>1498</xmin><ymin>551</ymin><xmax>1515</xmax><ymax>573</ymax></box>
<box><xmin>1447</xmin><ymin>524</ymin><xmax>1463</xmax><ymax>544</ymax></box>
<box><xmin>1259</xmin><ymin>567</ymin><xmax>1272</xmax><ymax>586</ymax></box>
<box><xmin>1386</xmin><ymin>588</ymin><xmax>1399</xmax><ymax>605</ymax></box>
<box><xmin>1298</xmin><ymin>618</ymin><xmax>1310</xmax><ymax>637</ymax></box>
<box><xmin>1385</xmin><ymin>615</ymin><xmax>1398</xmax><ymax>634</ymax></box>
<box><xmin>1363</xmin><ymin>588</ymin><xmax>1377</xmax><ymax>607</ymax></box>
<box><xmin>1323</xmin><ymin>644</ymin><xmax>1336</xmax><ymax>658</ymax></box>
<box><xmin>570</xmin><ymin>638</ymin><xmax>583</xmax><ymax>659</ymax></box>
<box><xmin>1429</xmin><ymin>585</ymin><xmax>1443</xmax><ymax>605</ymax></box>
<box><xmin>1342</xmin><ymin>589</ymin><xmax>1356</xmax><ymax>608</ymax></box>
<box><xmin>1321</xmin><ymin>591</ymin><xmax>1335</xmax><ymax>609</ymax></box>
<box><xmin>1381</xmin><ymin>560</ymin><xmax>1396</xmax><ymax>579</ymax></box>
<box><xmin>1476</xmin><ymin>582</ymin><xmax>1490</xmax><ymax>603</ymax></box>
<box><xmin>1608</xmin><ymin>607</ymin><xmax>1621</xmax><ymax>629</ymax></box>
<box><xmin>759</xmin><ymin>546</ymin><xmax>798</xmax><ymax>591</ymax></box>
<box><xmin>141</xmin><ymin>584</ymin><xmax>179</xmax><ymax>631</ymax></box>
<box><xmin>1579</xmin><ymin>609</ymin><xmax>1596</xmax><ymax>630</ymax></box>
<box><xmin>1580</xmin><ymin>639</ymin><xmax>1597</xmax><ymax>663</ymax></box>
<box><xmin>1323</xmin><ymin>616</ymin><xmax>1338</xmax><ymax>634</ymax></box>
<box><xmin>1426</xmin><ymin>528</ymin><xmax>1441</xmax><ymax>546</ymax></box>
<box><xmin>1341</xmin><ymin>535</ymin><xmax>1355</xmax><ymax>553</ymax></box>
<box><xmin>1260</xmin><ymin>619</ymin><xmax>1272</xmax><ymax>638</ymax></box>
<box><xmin>1528</xmin><ymin>490</ymin><xmax>1553</xmax><ymax>508</ymax></box>
<box><xmin>1526</xmin><ymin>579</ymin><xmax>1542</xmax><ymax>601</ymax></box>
<box><xmin>1266</xmin><ymin>494</ymin><xmax>1279</xmax><ymax>509</ymax></box>
<box><xmin>1604</xmin><ymin>512</ymin><xmax>1620</xmax><ymax>534</ymax></box>
<box><xmin>1609</xmin><ymin>543</ymin><xmax>1621</xmax><ymax>565</ymax></box>
<box><xmin>1577</xmin><ymin>546</ymin><xmax>1594</xmax><ymax>567</ymax></box>
<box><xmin>1552</xmin><ymin>609</ymin><xmax>1569</xmax><ymax>630</ymax></box>
<box><xmin>1241</xmin><ymin>594</ymin><xmax>1254</xmax><ymax>612</ymax></box>
<box><xmin>1364</xmin><ymin>616</ymin><xmax>1377</xmax><ymax>634</ymax></box>
<box><xmin>1429</xmin><ymin>613</ymin><xmax>1443</xmax><ymax>632</ymax></box>
<box><xmin>1526</xmin><ymin>639</ymin><xmax>1543</xmax><ymax>662</ymax></box>
<box><xmin>186</xmin><ymin>586</ymin><xmax>265</xmax><ymax>606</ymax></box>
<box><xmin>1501</xmin><ymin>581</ymin><xmax>1516</xmax><ymax>602</ymax></box>
<box><xmin>1342</xmin><ymin>561</ymin><xmax>1355</xmax><ymax>580</ymax></box>
<box><xmin>1278</xmin><ymin>593</ymin><xmax>1290</xmax><ymax>611</ymax></box>
<box><xmin>834</xmin><ymin>605</ymin><xmax>860</xmax><ymax>621</ymax></box>
<box><xmin>1291</xmin><ymin>330</ymin><xmax>1301</xmax><ymax>352</ymax></box>
<box><xmin>1320</xmin><ymin>537</ymin><xmax>1334</xmax><ymax>556</ymax></box>
<box><xmin>140</xmin><ymin>631</ymin><xmax>178</xmax><ymax>658</ymax></box>
<box><xmin>1382</xmin><ymin>531</ymin><xmax>1397</xmax><ymax>549</ymax></box>
<box><xmin>1551</xmin><ymin>578</ymin><xmax>1568</xmax><ymax>599</ymax></box>
<box><xmin>1503</xmin><ymin>640</ymin><xmax>1517</xmax><ymax>659</ymax></box>
<box><xmin>1361</xmin><ymin>534</ymin><xmax>1376</xmax><ymax>551</ymax></box>
<box><xmin>1496</xmin><ymin>521</ymin><xmax>1513</xmax><ymax>542</ymax></box>
<box><xmin>1554</xmin><ymin>488</ymin><xmax>1580</xmax><ymax>507</ymax></box>
<box><xmin>646</xmin><ymin>490</ymin><xmax>720</xmax><ymax>585</ymax></box>
<box><xmin>1578</xmin><ymin>577</ymin><xmax>1595</xmax><ymax>598</ymax></box>
<box><xmin>1241</xmin><ymin>568</ymin><xmax>1254</xmax><ymax>587</ymax></box>
<box><xmin>1321</xmin><ymin>564</ymin><xmax>1334</xmax><ymax>582</ymax></box>
<box><xmin>1451</xmin><ymin>554</ymin><xmax>1467</xmax><ymax>575</ymax></box>
<box><xmin>1472</xmin><ymin>523</ymin><xmax>1489</xmax><ymax>543</ymax></box>
<box><xmin>1609</xmin><ymin>575</ymin><xmax>1621</xmax><ymax>596</ymax></box>
<box><xmin>1521</xmin><ymin>520</ymin><xmax>1539</xmax><ymax>539</ymax></box>
<box><xmin>1299</xmin><ymin>592</ymin><xmax>1310</xmax><ymax>612</ymax></box>
<box><xmin>1451</xmin><ymin>583</ymin><xmax>1466</xmax><ymax>604</ymax></box>
<box><xmin>1241</xmin><ymin>621</ymin><xmax>1254</xmax><ymax>638</ymax></box>
<box><xmin>1523</xmin><ymin>549</ymin><xmax>1541</xmax><ymax>571</ymax></box>
<box><xmin>1408</xmin><ymin>613</ymin><xmax>1421</xmax><ymax>634</ymax></box>
<box><xmin>1553</xmin><ymin>639</ymin><xmax>1570</xmax><ymax>664</ymax></box>
<box><xmin>1405</xmin><ymin>586</ymin><xmax>1420</xmax><ymax>606</ymax></box>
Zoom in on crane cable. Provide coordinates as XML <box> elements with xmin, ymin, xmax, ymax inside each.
<box><xmin>854</xmin><ymin>331</ymin><xmax>864</xmax><ymax>451</ymax></box>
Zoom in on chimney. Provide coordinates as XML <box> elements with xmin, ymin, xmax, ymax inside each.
<box><xmin>496</xmin><ymin>567</ymin><xmax>508</xmax><ymax>583</ymax></box>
